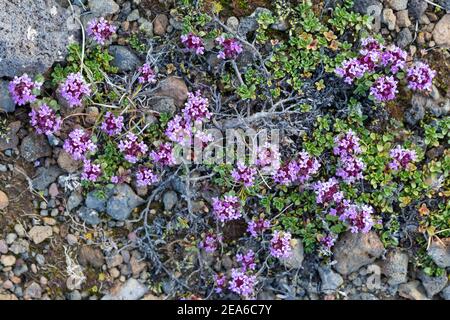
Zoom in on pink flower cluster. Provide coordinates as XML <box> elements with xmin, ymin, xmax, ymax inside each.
<box><xmin>406</xmin><ymin>62</ymin><xmax>436</xmax><ymax>91</ymax></box>
<box><xmin>370</xmin><ymin>75</ymin><xmax>398</xmax><ymax>102</ymax></box>
<box><xmin>87</xmin><ymin>17</ymin><xmax>117</xmax><ymax>45</ymax></box>
<box><xmin>181</xmin><ymin>33</ymin><xmax>205</xmax><ymax>55</ymax></box>
<box><xmin>183</xmin><ymin>91</ymin><xmax>211</xmax><ymax>123</ymax></box>
<box><xmin>212</xmin><ymin>195</ymin><xmax>242</xmax><ymax>223</ymax></box>
<box><xmin>320</xmin><ymin>234</ymin><xmax>336</xmax><ymax>249</ymax></box>
<box><xmin>216</xmin><ymin>36</ymin><xmax>243</xmax><ymax>60</ymax></box>
<box><xmin>8</xmin><ymin>74</ymin><xmax>42</xmax><ymax>106</ymax></box>
<box><xmin>136</xmin><ymin>166</ymin><xmax>159</xmax><ymax>187</ymax></box>
<box><xmin>59</xmin><ymin>72</ymin><xmax>91</xmax><ymax>107</ymax></box>
<box><xmin>313</xmin><ymin>178</ymin><xmax>344</xmax><ymax>204</ymax></box>
<box><xmin>228</xmin><ymin>269</ymin><xmax>257</xmax><ymax>299</ymax></box>
<box><xmin>63</xmin><ymin>128</ymin><xmax>97</xmax><ymax>161</ymax></box>
<box><xmin>214</xmin><ymin>274</ymin><xmax>227</xmax><ymax>293</ymax></box>
<box><xmin>247</xmin><ymin>217</ymin><xmax>271</xmax><ymax>237</ymax></box>
<box><xmin>388</xmin><ymin>145</ymin><xmax>417</xmax><ymax>171</ymax></box>
<box><xmin>273</xmin><ymin>151</ymin><xmax>320</xmax><ymax>186</ymax></box>
<box><xmin>29</xmin><ymin>104</ymin><xmax>62</xmax><ymax>136</ymax></box>
<box><xmin>381</xmin><ymin>46</ymin><xmax>407</xmax><ymax>74</ymax></box>
<box><xmin>335</xmin><ymin>58</ymin><xmax>368</xmax><ymax>84</ymax></box>
<box><xmin>231</xmin><ymin>162</ymin><xmax>257</xmax><ymax>187</ymax></box>
<box><xmin>236</xmin><ymin>250</ymin><xmax>256</xmax><ymax>271</ymax></box>
<box><xmin>101</xmin><ymin>112</ymin><xmax>124</xmax><ymax>136</ymax></box>
<box><xmin>255</xmin><ymin>143</ymin><xmax>281</xmax><ymax>174</ymax></box>
<box><xmin>333</xmin><ymin>129</ymin><xmax>362</xmax><ymax>157</ymax></box>
<box><xmin>165</xmin><ymin>115</ymin><xmax>192</xmax><ymax>146</ymax></box>
<box><xmin>118</xmin><ymin>133</ymin><xmax>148</xmax><ymax>164</ymax></box>
<box><xmin>339</xmin><ymin>204</ymin><xmax>375</xmax><ymax>234</ymax></box>
<box><xmin>150</xmin><ymin>142</ymin><xmax>176</xmax><ymax>166</ymax></box>
<box><xmin>199</xmin><ymin>233</ymin><xmax>221</xmax><ymax>253</ymax></box>
<box><xmin>138</xmin><ymin>63</ymin><xmax>157</xmax><ymax>84</ymax></box>
<box><xmin>269</xmin><ymin>230</ymin><xmax>293</xmax><ymax>259</ymax></box>
<box><xmin>81</xmin><ymin>160</ymin><xmax>102</xmax><ymax>182</ymax></box>
<box><xmin>336</xmin><ymin>155</ymin><xmax>365</xmax><ymax>184</ymax></box>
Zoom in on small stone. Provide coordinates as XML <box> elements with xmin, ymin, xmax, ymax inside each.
<box><xmin>418</xmin><ymin>270</ymin><xmax>448</xmax><ymax>298</ymax></box>
<box><xmin>14</xmin><ymin>224</ymin><xmax>25</xmax><ymax>237</ymax></box>
<box><xmin>77</xmin><ymin>206</ymin><xmax>101</xmax><ymax>225</ymax></box>
<box><xmin>153</xmin><ymin>14</ymin><xmax>168</xmax><ymax>36</ymax></box>
<box><xmin>396</xmin><ymin>10</ymin><xmax>411</xmax><ymax>28</ymax></box>
<box><xmin>106</xmin><ymin>254</ymin><xmax>123</xmax><ymax>268</ymax></box>
<box><xmin>32</xmin><ymin>166</ymin><xmax>63</xmax><ymax>191</ymax></box>
<box><xmin>6</xmin><ymin>233</ymin><xmax>17</xmax><ymax>244</ymax></box>
<box><xmin>399</xmin><ymin>281</ymin><xmax>429</xmax><ymax>300</ymax></box>
<box><xmin>36</xmin><ymin>254</ymin><xmax>45</xmax><ymax>266</ymax></box>
<box><xmin>409</xmin><ymin>0</ymin><xmax>427</xmax><ymax>20</ymax></box>
<box><xmin>405</xmin><ymin>100</ymin><xmax>425</xmax><ymax>125</ymax></box>
<box><xmin>57</xmin><ymin>150</ymin><xmax>81</xmax><ymax>173</ymax></box>
<box><xmin>441</xmin><ymin>286</ymin><xmax>450</xmax><ymax>300</ymax></box>
<box><xmin>106</xmin><ymin>184</ymin><xmax>144</xmax><ymax>221</ymax></box>
<box><xmin>20</xmin><ymin>133</ymin><xmax>52</xmax><ymax>162</ymax></box>
<box><xmin>0</xmin><ymin>80</ymin><xmax>15</xmax><ymax>113</ymax></box>
<box><xmin>101</xmin><ymin>278</ymin><xmax>148</xmax><ymax>300</ymax></box>
<box><xmin>396</xmin><ymin>27</ymin><xmax>413</xmax><ymax>48</ymax></box>
<box><xmin>432</xmin><ymin>14</ymin><xmax>450</xmax><ymax>48</ymax></box>
<box><xmin>43</xmin><ymin>217</ymin><xmax>57</xmax><ymax>226</ymax></box>
<box><xmin>78</xmin><ymin>245</ymin><xmax>105</xmax><ymax>268</ymax></box>
<box><xmin>109</xmin><ymin>45</ymin><xmax>141</xmax><ymax>73</ymax></box>
<box><xmin>0</xmin><ymin>240</ymin><xmax>7</xmax><ymax>254</ymax></box>
<box><xmin>48</xmin><ymin>183</ymin><xmax>59</xmax><ymax>198</ymax></box>
<box><xmin>138</xmin><ymin>18</ymin><xmax>153</xmax><ymax>36</ymax></box>
<box><xmin>29</xmin><ymin>226</ymin><xmax>53</xmax><ymax>244</ymax></box>
<box><xmin>382</xmin><ymin>9</ymin><xmax>397</xmax><ymax>31</ymax></box>
<box><xmin>9</xmin><ymin>239</ymin><xmax>29</xmax><ymax>255</ymax></box>
<box><xmin>427</xmin><ymin>238</ymin><xmax>450</xmax><ymax>268</ymax></box>
<box><xmin>388</xmin><ymin>0</ymin><xmax>408</xmax><ymax>10</ymax></box>
<box><xmin>110</xmin><ymin>268</ymin><xmax>120</xmax><ymax>278</ymax></box>
<box><xmin>318</xmin><ymin>266</ymin><xmax>344</xmax><ymax>293</ymax></box>
<box><xmin>85</xmin><ymin>106</ymin><xmax>99</xmax><ymax>126</ymax></box>
<box><xmin>148</xmin><ymin>97</ymin><xmax>177</xmax><ymax>114</ymax></box>
<box><xmin>67</xmin><ymin>191</ymin><xmax>83</xmax><ymax>212</ymax></box>
<box><xmin>226</xmin><ymin>16</ymin><xmax>239</xmax><ymax>31</ymax></box>
<box><xmin>380</xmin><ymin>249</ymin><xmax>409</xmax><ymax>285</ymax></box>
<box><xmin>162</xmin><ymin>190</ymin><xmax>177</xmax><ymax>211</ymax></box>
<box><xmin>66</xmin><ymin>234</ymin><xmax>78</xmax><ymax>246</ymax></box>
<box><xmin>281</xmin><ymin>238</ymin><xmax>304</xmax><ymax>269</ymax></box>
<box><xmin>85</xmin><ymin>190</ymin><xmax>108</xmax><ymax>211</ymax></box>
<box><xmin>88</xmin><ymin>0</ymin><xmax>119</xmax><ymax>16</ymax></box>
<box><xmin>25</xmin><ymin>282</ymin><xmax>42</xmax><ymax>299</ymax></box>
<box><xmin>127</xmin><ymin>9</ymin><xmax>140</xmax><ymax>22</ymax></box>
<box><xmin>1</xmin><ymin>255</ymin><xmax>16</xmax><ymax>267</ymax></box>
<box><xmin>0</xmin><ymin>190</ymin><xmax>9</xmax><ymax>209</ymax></box>
<box><xmin>155</xmin><ymin>76</ymin><xmax>188</xmax><ymax>107</ymax></box>
<box><xmin>130</xmin><ymin>255</ymin><xmax>146</xmax><ymax>277</ymax></box>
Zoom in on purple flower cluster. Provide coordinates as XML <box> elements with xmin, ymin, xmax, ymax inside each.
<box><xmin>228</xmin><ymin>269</ymin><xmax>257</xmax><ymax>299</ymax></box>
<box><xmin>101</xmin><ymin>112</ymin><xmax>124</xmax><ymax>136</ymax></box>
<box><xmin>214</xmin><ymin>274</ymin><xmax>227</xmax><ymax>293</ymax></box>
<box><xmin>370</xmin><ymin>75</ymin><xmax>398</xmax><ymax>102</ymax></box>
<box><xmin>255</xmin><ymin>143</ymin><xmax>281</xmax><ymax>174</ymax></box>
<box><xmin>381</xmin><ymin>46</ymin><xmax>407</xmax><ymax>74</ymax></box>
<box><xmin>269</xmin><ymin>230</ymin><xmax>292</xmax><ymax>259</ymax></box>
<box><xmin>135</xmin><ymin>166</ymin><xmax>159</xmax><ymax>187</ymax></box>
<box><xmin>81</xmin><ymin>160</ymin><xmax>102</xmax><ymax>182</ymax></box>
<box><xmin>320</xmin><ymin>234</ymin><xmax>336</xmax><ymax>250</ymax></box>
<box><xmin>216</xmin><ymin>36</ymin><xmax>243</xmax><ymax>60</ymax></box>
<box><xmin>333</xmin><ymin>130</ymin><xmax>362</xmax><ymax>157</ymax></box>
<box><xmin>165</xmin><ymin>115</ymin><xmax>192</xmax><ymax>146</ymax></box>
<box><xmin>340</xmin><ymin>204</ymin><xmax>375</xmax><ymax>234</ymax></box>
<box><xmin>29</xmin><ymin>104</ymin><xmax>62</xmax><ymax>136</ymax></box>
<box><xmin>63</xmin><ymin>129</ymin><xmax>97</xmax><ymax>161</ymax></box>
<box><xmin>231</xmin><ymin>162</ymin><xmax>257</xmax><ymax>187</ymax></box>
<box><xmin>183</xmin><ymin>91</ymin><xmax>211</xmax><ymax>123</ymax></box>
<box><xmin>199</xmin><ymin>233</ymin><xmax>221</xmax><ymax>253</ymax></box>
<box><xmin>236</xmin><ymin>250</ymin><xmax>256</xmax><ymax>271</ymax></box>
<box><xmin>313</xmin><ymin>178</ymin><xmax>344</xmax><ymax>204</ymax></box>
<box><xmin>138</xmin><ymin>63</ymin><xmax>157</xmax><ymax>84</ymax></box>
<box><xmin>212</xmin><ymin>195</ymin><xmax>242</xmax><ymax>223</ymax></box>
<box><xmin>150</xmin><ymin>143</ymin><xmax>176</xmax><ymax>166</ymax></box>
<box><xmin>8</xmin><ymin>74</ymin><xmax>42</xmax><ymax>106</ymax></box>
<box><xmin>181</xmin><ymin>33</ymin><xmax>205</xmax><ymax>55</ymax></box>
<box><xmin>118</xmin><ymin>133</ymin><xmax>148</xmax><ymax>164</ymax></box>
<box><xmin>111</xmin><ymin>170</ymin><xmax>131</xmax><ymax>184</ymax></box>
<box><xmin>406</xmin><ymin>62</ymin><xmax>436</xmax><ymax>91</ymax></box>
<box><xmin>360</xmin><ymin>37</ymin><xmax>384</xmax><ymax>54</ymax></box>
<box><xmin>87</xmin><ymin>17</ymin><xmax>117</xmax><ymax>45</ymax></box>
<box><xmin>335</xmin><ymin>58</ymin><xmax>368</xmax><ymax>84</ymax></box>
<box><xmin>247</xmin><ymin>217</ymin><xmax>271</xmax><ymax>237</ymax></box>
<box><xmin>59</xmin><ymin>72</ymin><xmax>91</xmax><ymax>108</ymax></box>
<box><xmin>273</xmin><ymin>151</ymin><xmax>320</xmax><ymax>186</ymax></box>
<box><xmin>336</xmin><ymin>155</ymin><xmax>365</xmax><ymax>184</ymax></box>
<box><xmin>388</xmin><ymin>145</ymin><xmax>417</xmax><ymax>171</ymax></box>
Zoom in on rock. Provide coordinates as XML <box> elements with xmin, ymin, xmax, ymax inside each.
<box><xmin>20</xmin><ymin>133</ymin><xmax>52</xmax><ymax>162</ymax></box>
<box><xmin>155</xmin><ymin>77</ymin><xmax>188</xmax><ymax>108</ymax></box>
<box><xmin>0</xmin><ymin>294</ymin><xmax>18</xmax><ymax>300</ymax></box>
<box><xmin>127</xmin><ymin>9</ymin><xmax>140</xmax><ymax>22</ymax></box>
<box><xmin>399</xmin><ymin>281</ymin><xmax>429</xmax><ymax>300</ymax></box>
<box><xmin>318</xmin><ymin>266</ymin><xmax>344</xmax><ymax>293</ymax></box>
<box><xmin>66</xmin><ymin>234</ymin><xmax>78</xmax><ymax>246</ymax></box>
<box><xmin>333</xmin><ymin>231</ymin><xmax>384</xmax><ymax>275</ymax></box>
<box><xmin>85</xmin><ymin>106</ymin><xmax>99</xmax><ymax>125</ymax></box>
<box><xmin>0</xmin><ymin>121</ymin><xmax>21</xmax><ymax>151</ymax></box>
<box><xmin>380</xmin><ymin>249</ymin><xmax>409</xmax><ymax>285</ymax></box>
<box><xmin>396</xmin><ymin>27</ymin><xmax>413</xmax><ymax>48</ymax></box>
<box><xmin>32</xmin><ymin>166</ymin><xmax>63</xmax><ymax>191</ymax></box>
<box><xmin>85</xmin><ymin>191</ymin><xmax>107</xmax><ymax>211</ymax></box>
<box><xmin>67</xmin><ymin>191</ymin><xmax>83</xmax><ymax>212</ymax></box>
<box><xmin>382</xmin><ymin>9</ymin><xmax>397</xmax><ymax>31</ymax></box>
<box><xmin>88</xmin><ymin>0</ymin><xmax>119</xmax><ymax>16</ymax></box>
<box><xmin>409</xmin><ymin>0</ymin><xmax>427</xmax><ymax>20</ymax></box>
<box><xmin>106</xmin><ymin>184</ymin><xmax>144</xmax><ymax>221</ymax></box>
<box><xmin>226</xmin><ymin>16</ymin><xmax>239</xmax><ymax>32</ymax></box>
<box><xmin>0</xmin><ymin>240</ymin><xmax>7</xmax><ymax>254</ymax></box>
<box><xmin>418</xmin><ymin>271</ymin><xmax>448</xmax><ymax>298</ymax></box>
<box><xmin>0</xmin><ymin>255</ymin><xmax>16</xmax><ymax>267</ymax></box>
<box><xmin>238</xmin><ymin>17</ymin><xmax>259</xmax><ymax>36</ymax></box>
<box><xmin>0</xmin><ymin>0</ymin><xmax>76</xmax><ymax>78</ymax></box>
<box><xmin>102</xmin><ymin>278</ymin><xmax>148</xmax><ymax>300</ymax></box>
<box><xmin>441</xmin><ymin>286</ymin><xmax>450</xmax><ymax>300</ymax></box>
<box><xmin>427</xmin><ymin>238</ymin><xmax>450</xmax><ymax>268</ymax></box>
<box><xmin>353</xmin><ymin>0</ymin><xmax>382</xmax><ymax>15</ymax></box>
<box><xmin>0</xmin><ymin>190</ymin><xmax>9</xmax><ymax>210</ymax></box>
<box><xmin>281</xmin><ymin>238</ymin><xmax>304</xmax><ymax>269</ymax></box>
<box><xmin>153</xmin><ymin>14</ymin><xmax>169</xmax><ymax>36</ymax></box>
<box><xmin>433</xmin><ymin>14</ymin><xmax>450</xmax><ymax>47</ymax></box>
<box><xmin>396</xmin><ymin>10</ymin><xmax>411</xmax><ymax>28</ymax></box>
<box><xmin>0</xmin><ymin>80</ymin><xmax>15</xmax><ymax>113</ymax></box>
<box><xmin>9</xmin><ymin>239</ymin><xmax>29</xmax><ymax>255</ymax></box>
<box><xmin>148</xmin><ymin>97</ymin><xmax>177</xmax><ymax>114</ymax></box>
<box><xmin>438</xmin><ymin>0</ymin><xmax>450</xmax><ymax>11</ymax></box>
<box><xmin>29</xmin><ymin>226</ymin><xmax>53</xmax><ymax>244</ymax></box>
<box><xmin>48</xmin><ymin>183</ymin><xmax>59</xmax><ymax>198</ymax></box>
<box><xmin>77</xmin><ymin>206</ymin><xmax>101</xmax><ymax>225</ymax></box>
<box><xmin>388</xmin><ymin>0</ymin><xmax>408</xmax><ymax>10</ymax></box>
<box><xmin>25</xmin><ymin>282</ymin><xmax>42</xmax><ymax>299</ymax></box>
<box><xmin>162</xmin><ymin>191</ymin><xmax>177</xmax><ymax>211</ymax></box>
<box><xmin>130</xmin><ymin>255</ymin><xmax>146</xmax><ymax>277</ymax></box>
<box><xmin>138</xmin><ymin>18</ymin><xmax>153</xmax><ymax>36</ymax></box>
<box><xmin>78</xmin><ymin>245</ymin><xmax>104</xmax><ymax>268</ymax></box>
<box><xmin>106</xmin><ymin>254</ymin><xmax>123</xmax><ymax>268</ymax></box>
<box><xmin>405</xmin><ymin>101</ymin><xmax>425</xmax><ymax>125</ymax></box>
<box><xmin>109</xmin><ymin>45</ymin><xmax>141</xmax><ymax>73</ymax></box>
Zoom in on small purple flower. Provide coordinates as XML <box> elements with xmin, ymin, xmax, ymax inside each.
<box><xmin>255</xmin><ymin>143</ymin><xmax>281</xmax><ymax>174</ymax></box>
<box><xmin>110</xmin><ymin>169</ymin><xmax>131</xmax><ymax>184</ymax></box>
<box><xmin>336</xmin><ymin>155</ymin><xmax>365</xmax><ymax>184</ymax></box>
<box><xmin>273</xmin><ymin>160</ymin><xmax>301</xmax><ymax>185</ymax></box>
<box><xmin>333</xmin><ymin>130</ymin><xmax>362</xmax><ymax>158</ymax></box>
<box><xmin>101</xmin><ymin>112</ymin><xmax>124</xmax><ymax>136</ymax></box>
<box><xmin>320</xmin><ymin>234</ymin><xmax>336</xmax><ymax>249</ymax></box>
<box><xmin>273</xmin><ymin>151</ymin><xmax>320</xmax><ymax>186</ymax></box>
<box><xmin>63</xmin><ymin>128</ymin><xmax>97</xmax><ymax>161</ymax></box>
<box><xmin>388</xmin><ymin>145</ymin><xmax>417</xmax><ymax>170</ymax></box>
<box><xmin>199</xmin><ymin>232</ymin><xmax>221</xmax><ymax>253</ymax></box>
<box><xmin>214</xmin><ymin>274</ymin><xmax>227</xmax><ymax>293</ymax></box>
<box><xmin>231</xmin><ymin>162</ymin><xmax>257</xmax><ymax>187</ymax></box>
<box><xmin>340</xmin><ymin>204</ymin><xmax>375</xmax><ymax>234</ymax></box>
<box><xmin>150</xmin><ymin>143</ymin><xmax>176</xmax><ymax>166</ymax></box>
<box><xmin>360</xmin><ymin>37</ymin><xmax>384</xmax><ymax>54</ymax></box>
<box><xmin>236</xmin><ymin>250</ymin><xmax>256</xmax><ymax>271</ymax></box>
<box><xmin>8</xmin><ymin>74</ymin><xmax>42</xmax><ymax>106</ymax></box>
<box><xmin>247</xmin><ymin>217</ymin><xmax>271</xmax><ymax>237</ymax></box>
<box><xmin>118</xmin><ymin>132</ymin><xmax>148</xmax><ymax>164</ymax></box>
<box><xmin>59</xmin><ymin>72</ymin><xmax>91</xmax><ymax>108</ymax></box>
<box><xmin>357</xmin><ymin>50</ymin><xmax>380</xmax><ymax>73</ymax></box>
<box><xmin>314</xmin><ymin>178</ymin><xmax>344</xmax><ymax>205</ymax></box>
<box><xmin>181</xmin><ymin>33</ymin><xmax>205</xmax><ymax>55</ymax></box>
<box><xmin>228</xmin><ymin>269</ymin><xmax>257</xmax><ymax>299</ymax></box>
<box><xmin>183</xmin><ymin>91</ymin><xmax>211</xmax><ymax>123</ymax></box>
<box><xmin>381</xmin><ymin>45</ymin><xmax>407</xmax><ymax>74</ymax></box>
<box><xmin>212</xmin><ymin>195</ymin><xmax>242</xmax><ymax>223</ymax></box>
<box><xmin>370</xmin><ymin>75</ymin><xmax>398</xmax><ymax>102</ymax></box>
<box><xmin>406</xmin><ymin>62</ymin><xmax>436</xmax><ymax>91</ymax></box>
<box><xmin>136</xmin><ymin>166</ymin><xmax>159</xmax><ymax>187</ymax></box>
<box><xmin>81</xmin><ymin>160</ymin><xmax>102</xmax><ymax>182</ymax></box>
<box><xmin>270</xmin><ymin>230</ymin><xmax>292</xmax><ymax>259</ymax></box>
<box><xmin>138</xmin><ymin>63</ymin><xmax>157</xmax><ymax>84</ymax></box>
<box><xmin>29</xmin><ymin>104</ymin><xmax>62</xmax><ymax>136</ymax></box>
<box><xmin>165</xmin><ymin>115</ymin><xmax>192</xmax><ymax>146</ymax></box>
<box><xmin>216</xmin><ymin>36</ymin><xmax>243</xmax><ymax>60</ymax></box>
<box><xmin>87</xmin><ymin>17</ymin><xmax>117</xmax><ymax>45</ymax></box>
<box><xmin>194</xmin><ymin>130</ymin><xmax>214</xmax><ymax>147</ymax></box>
<box><xmin>335</xmin><ymin>58</ymin><xmax>368</xmax><ymax>84</ymax></box>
